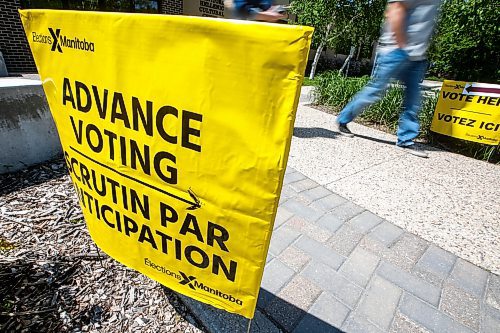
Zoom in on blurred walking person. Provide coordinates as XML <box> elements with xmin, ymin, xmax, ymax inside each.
<box><xmin>226</xmin><ymin>0</ymin><xmax>287</xmax><ymax>22</ymax></box>
<box><xmin>335</xmin><ymin>0</ymin><xmax>442</xmax><ymax>158</ymax></box>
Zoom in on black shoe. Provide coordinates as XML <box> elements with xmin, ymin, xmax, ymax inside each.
<box><xmin>335</xmin><ymin>122</ymin><xmax>354</xmax><ymax>137</ymax></box>
<box><xmin>398</xmin><ymin>144</ymin><xmax>429</xmax><ymax>158</ymax></box>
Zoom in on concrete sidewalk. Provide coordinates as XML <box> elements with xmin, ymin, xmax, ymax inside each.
<box><xmin>292</xmin><ymin>87</ymin><xmax>499</xmax><ymax>275</ymax></box>
<box><xmin>181</xmin><ymin>87</ymin><xmax>499</xmax><ymax>332</ymax></box>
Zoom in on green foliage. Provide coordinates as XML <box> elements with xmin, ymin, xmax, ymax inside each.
<box><xmin>290</xmin><ymin>0</ymin><xmax>385</xmax><ymax>56</ymax></box>
<box><xmin>428</xmin><ymin>0</ymin><xmax>500</xmax><ymax>82</ymax></box>
<box><xmin>314</xmin><ymin>71</ymin><xmax>498</xmax><ymax>162</ymax></box>
<box><xmin>314</xmin><ymin>71</ymin><xmax>369</xmax><ymax>107</ymax></box>
<box><xmin>302</xmin><ymin>77</ymin><xmax>318</xmax><ymax>86</ymax></box>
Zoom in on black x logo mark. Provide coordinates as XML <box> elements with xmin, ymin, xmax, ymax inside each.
<box><xmin>179</xmin><ymin>271</ymin><xmax>196</xmax><ymax>290</ymax></box>
<box><xmin>48</xmin><ymin>28</ymin><xmax>62</xmax><ymax>53</ymax></box>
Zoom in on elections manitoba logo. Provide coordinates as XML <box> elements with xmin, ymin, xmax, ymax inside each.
<box><xmin>32</xmin><ymin>28</ymin><xmax>95</xmax><ymax>53</ymax></box>
<box><xmin>144</xmin><ymin>258</ymin><xmax>243</xmax><ymax>306</ymax></box>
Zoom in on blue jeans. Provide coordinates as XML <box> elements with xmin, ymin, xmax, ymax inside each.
<box><xmin>337</xmin><ymin>49</ymin><xmax>427</xmax><ymax>146</ymax></box>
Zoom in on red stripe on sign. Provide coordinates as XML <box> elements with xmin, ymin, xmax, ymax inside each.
<box><xmin>470</xmin><ymin>87</ymin><xmax>500</xmax><ymax>94</ymax></box>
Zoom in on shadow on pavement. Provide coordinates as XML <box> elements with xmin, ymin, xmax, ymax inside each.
<box><xmin>351</xmin><ymin>133</ymin><xmax>396</xmax><ymax>146</ymax></box>
<box><xmin>293</xmin><ymin>127</ymin><xmax>339</xmax><ymax>139</ymax></box>
<box><xmin>171</xmin><ymin>287</ymin><xmax>345</xmax><ymax>333</ymax></box>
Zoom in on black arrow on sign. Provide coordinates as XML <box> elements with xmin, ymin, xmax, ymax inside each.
<box><xmin>465</xmin><ymin>85</ymin><xmax>500</xmax><ymax>95</ymax></box>
<box><xmin>70</xmin><ymin>146</ymin><xmax>201</xmax><ymax>210</ymax></box>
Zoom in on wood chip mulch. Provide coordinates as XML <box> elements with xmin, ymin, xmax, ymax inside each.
<box><xmin>0</xmin><ymin>159</ymin><xmax>206</xmax><ymax>333</ymax></box>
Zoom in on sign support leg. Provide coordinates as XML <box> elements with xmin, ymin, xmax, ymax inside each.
<box><xmin>94</xmin><ymin>243</ymin><xmax>104</xmax><ymax>268</ymax></box>
<box><xmin>246</xmin><ymin>318</ymin><xmax>252</xmax><ymax>333</ymax></box>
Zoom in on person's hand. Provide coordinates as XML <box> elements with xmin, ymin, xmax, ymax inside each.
<box><xmin>255</xmin><ymin>8</ymin><xmax>286</xmax><ymax>22</ymax></box>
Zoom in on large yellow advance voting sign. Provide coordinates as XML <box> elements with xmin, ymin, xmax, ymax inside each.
<box><xmin>20</xmin><ymin>10</ymin><xmax>312</xmax><ymax>318</ymax></box>
<box><xmin>431</xmin><ymin>80</ymin><xmax>500</xmax><ymax>145</ymax></box>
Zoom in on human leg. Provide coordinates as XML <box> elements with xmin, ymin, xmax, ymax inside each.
<box><xmin>336</xmin><ymin>49</ymin><xmax>409</xmax><ymax>125</ymax></box>
<box><xmin>396</xmin><ymin>60</ymin><xmax>428</xmax><ymax>146</ymax></box>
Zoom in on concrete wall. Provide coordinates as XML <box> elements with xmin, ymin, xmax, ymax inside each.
<box><xmin>0</xmin><ymin>79</ymin><xmax>61</xmax><ymax>174</ymax></box>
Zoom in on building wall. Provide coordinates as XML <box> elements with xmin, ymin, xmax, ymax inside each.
<box><xmin>184</xmin><ymin>0</ymin><xmax>226</xmax><ymax>18</ymax></box>
<box><xmin>0</xmin><ymin>0</ymin><xmax>37</xmax><ymax>73</ymax></box>
<box><xmin>0</xmin><ymin>0</ymin><xmax>290</xmax><ymax>74</ymax></box>
<box><xmin>161</xmin><ymin>0</ymin><xmax>183</xmax><ymax>15</ymax></box>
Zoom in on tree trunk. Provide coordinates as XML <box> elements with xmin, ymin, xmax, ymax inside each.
<box><xmin>309</xmin><ymin>23</ymin><xmax>332</xmax><ymax>80</ymax></box>
<box><xmin>339</xmin><ymin>45</ymin><xmax>356</xmax><ymax>75</ymax></box>
<box><xmin>309</xmin><ymin>42</ymin><xmax>325</xmax><ymax>80</ymax></box>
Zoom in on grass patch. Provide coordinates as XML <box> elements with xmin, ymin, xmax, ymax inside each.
<box><xmin>302</xmin><ymin>77</ymin><xmax>319</xmax><ymax>86</ymax></box>
<box><xmin>314</xmin><ymin>71</ymin><xmax>499</xmax><ymax>163</ymax></box>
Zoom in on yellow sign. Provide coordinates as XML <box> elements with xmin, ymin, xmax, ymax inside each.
<box><xmin>431</xmin><ymin>80</ymin><xmax>500</xmax><ymax>145</ymax></box>
<box><xmin>20</xmin><ymin>9</ymin><xmax>312</xmax><ymax>318</ymax></box>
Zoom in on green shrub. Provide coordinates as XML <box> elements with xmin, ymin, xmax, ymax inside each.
<box><xmin>428</xmin><ymin>0</ymin><xmax>500</xmax><ymax>83</ymax></box>
<box><xmin>314</xmin><ymin>71</ymin><xmax>368</xmax><ymax>108</ymax></box>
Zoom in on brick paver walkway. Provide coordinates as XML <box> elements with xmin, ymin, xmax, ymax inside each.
<box><xmin>181</xmin><ymin>166</ymin><xmax>499</xmax><ymax>332</ymax></box>
<box><xmin>254</xmin><ymin>167</ymin><xmax>500</xmax><ymax>333</ymax></box>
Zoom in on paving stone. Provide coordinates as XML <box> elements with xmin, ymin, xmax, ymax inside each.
<box><xmin>265</xmin><ymin>297</ymin><xmax>305</xmax><ymax>332</ymax></box>
<box><xmin>290</xmin><ymin>178</ymin><xmax>320</xmax><ymax>193</ymax></box>
<box><xmin>286</xmin><ymin>216</ymin><xmax>332</xmax><ymax>243</ymax></box>
<box><xmin>281</xmin><ymin>198</ymin><xmax>324</xmax><ymax>222</ymax></box>
<box><xmin>267</xmin><ymin>276</ymin><xmax>322</xmax><ymax>332</ymax></box>
<box><xmin>412</xmin><ymin>265</ymin><xmax>444</xmax><ymax>288</ymax></box>
<box><xmin>299</xmin><ymin>186</ymin><xmax>332</xmax><ymax>202</ymax></box>
<box><xmin>449</xmin><ymin>258</ymin><xmax>489</xmax><ymax>298</ymax></box>
<box><xmin>360</xmin><ymin>234</ymin><xmax>391</xmax><ymax>254</ymax></box>
<box><xmin>315</xmin><ymin>212</ymin><xmax>345</xmax><ymax>233</ymax></box>
<box><xmin>369</xmin><ymin>221</ymin><xmax>404</xmax><ymax>247</ymax></box>
<box><xmin>328</xmin><ymin>224</ymin><xmax>364</xmax><ymax>257</ymax></box>
<box><xmin>440</xmin><ymin>282</ymin><xmax>480</xmax><ymax>332</ymax></box>
<box><xmin>339</xmin><ymin>246</ymin><xmax>380</xmax><ymax>288</ymax></box>
<box><xmin>400</xmin><ymin>293</ymin><xmax>475</xmax><ymax>333</ymax></box>
<box><xmin>301</xmin><ymin>260</ymin><xmax>363</xmax><ymax>308</ymax></box>
<box><xmin>481</xmin><ymin>313</ymin><xmax>500</xmax><ymax>333</ymax></box>
<box><xmin>266</xmin><ymin>253</ymin><xmax>275</xmax><ymax>264</ymax></box>
<box><xmin>284</xmin><ymin>171</ymin><xmax>307</xmax><ymax>185</ymax></box>
<box><xmin>277</xmin><ymin>275</ymin><xmax>322</xmax><ymax>310</ymax></box>
<box><xmin>268</xmin><ymin>226</ymin><xmax>301</xmax><ymax>256</ymax></box>
<box><xmin>383</xmin><ymin>233</ymin><xmax>429</xmax><ymax>272</ymax></box>
<box><xmin>309</xmin><ymin>193</ymin><xmax>347</xmax><ymax>213</ymax></box>
<box><xmin>356</xmin><ymin>275</ymin><xmax>402</xmax><ymax>330</ymax></box>
<box><xmin>347</xmin><ymin>211</ymin><xmax>383</xmax><ymax>233</ymax></box>
<box><xmin>377</xmin><ymin>262</ymin><xmax>441</xmax><ymax>306</ymax></box>
<box><xmin>257</xmin><ymin>288</ymin><xmax>277</xmax><ymax>310</ymax></box>
<box><xmin>261</xmin><ymin>259</ymin><xmax>296</xmax><ymax>294</ymax></box>
<box><xmin>485</xmin><ymin>273</ymin><xmax>500</xmax><ymax>312</ymax></box>
<box><xmin>342</xmin><ymin>313</ymin><xmax>385</xmax><ymax>333</ymax></box>
<box><xmin>279</xmin><ymin>186</ymin><xmax>296</xmax><ymax>204</ymax></box>
<box><xmin>416</xmin><ymin>244</ymin><xmax>457</xmax><ymax>279</ymax></box>
<box><xmin>180</xmin><ymin>295</ymin><xmax>280</xmax><ymax>333</ymax></box>
<box><xmin>273</xmin><ymin>206</ymin><xmax>294</xmax><ymax>230</ymax></box>
<box><xmin>278</xmin><ymin>246</ymin><xmax>311</xmax><ymax>272</ymax></box>
<box><xmin>293</xmin><ymin>292</ymin><xmax>350</xmax><ymax>333</ymax></box>
<box><xmin>330</xmin><ymin>201</ymin><xmax>365</xmax><ymax>221</ymax></box>
<box><xmin>293</xmin><ymin>313</ymin><xmax>344</xmax><ymax>333</ymax></box>
<box><xmin>295</xmin><ymin>235</ymin><xmax>346</xmax><ymax>270</ymax></box>
<box><xmin>390</xmin><ymin>312</ymin><xmax>431</xmax><ymax>333</ymax></box>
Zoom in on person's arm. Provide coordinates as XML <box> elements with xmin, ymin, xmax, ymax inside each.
<box><xmin>232</xmin><ymin>0</ymin><xmax>285</xmax><ymax>22</ymax></box>
<box><xmin>254</xmin><ymin>8</ymin><xmax>286</xmax><ymax>22</ymax></box>
<box><xmin>385</xmin><ymin>1</ymin><xmax>407</xmax><ymax>48</ymax></box>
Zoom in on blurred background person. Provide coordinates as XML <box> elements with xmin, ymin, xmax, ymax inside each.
<box><xmin>226</xmin><ymin>0</ymin><xmax>287</xmax><ymax>22</ymax></box>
